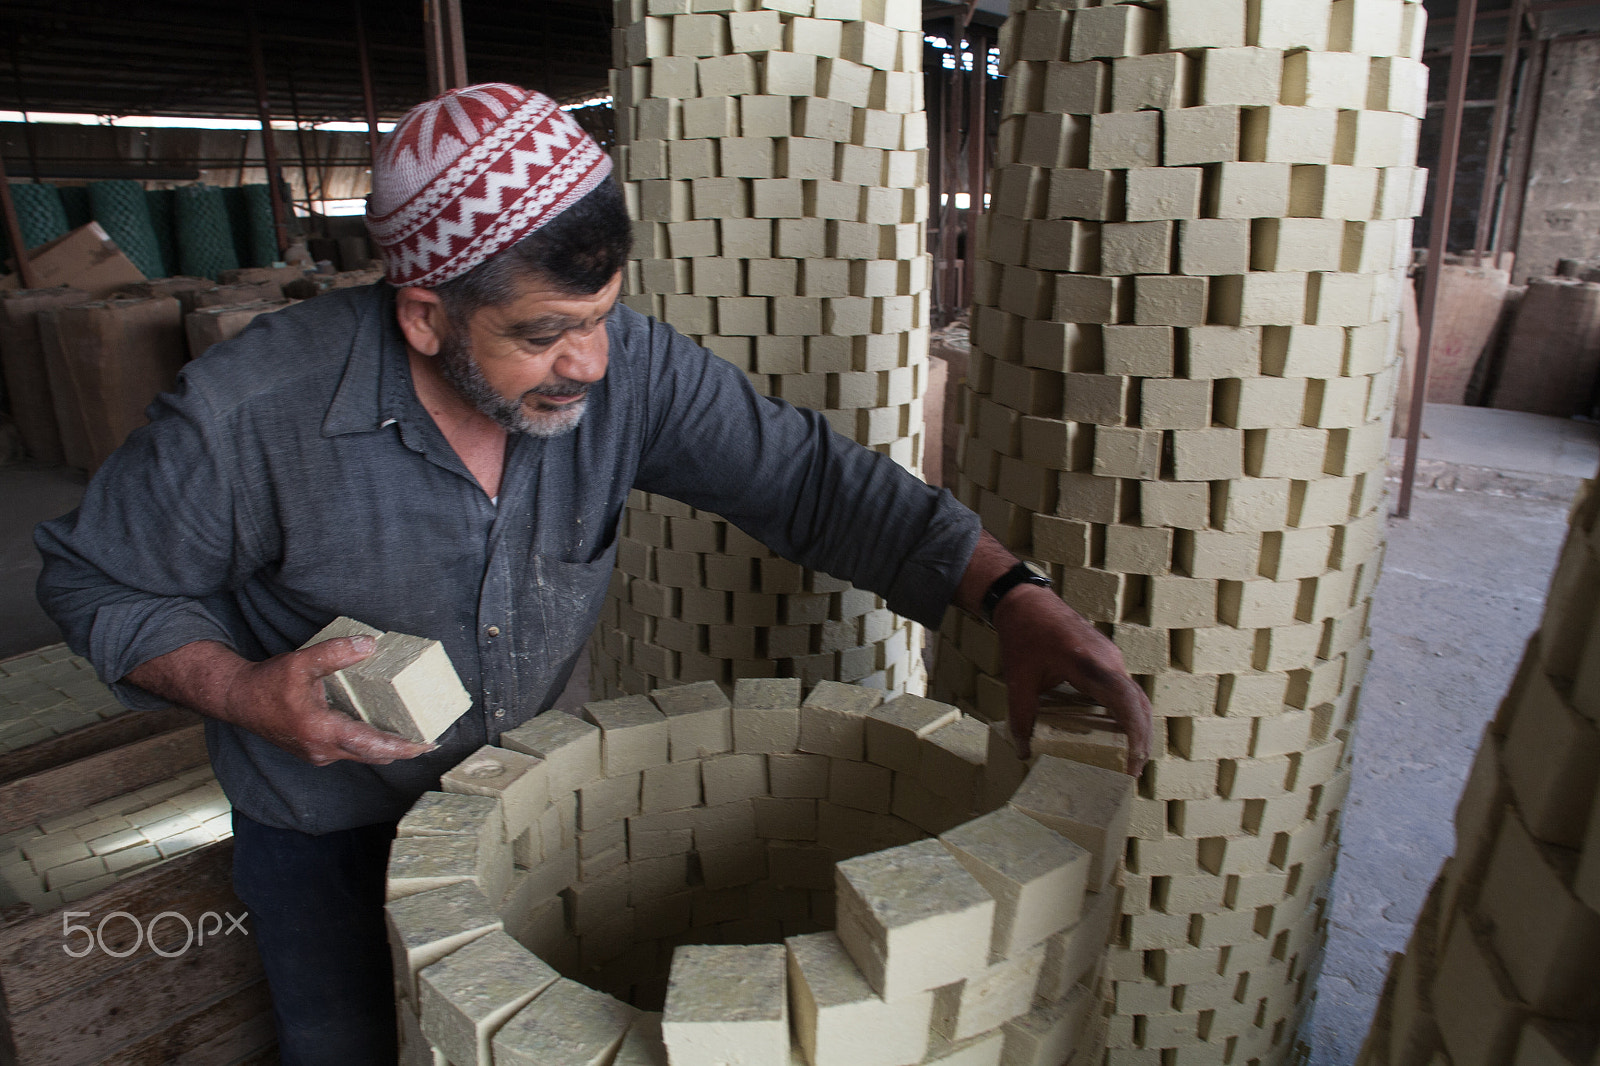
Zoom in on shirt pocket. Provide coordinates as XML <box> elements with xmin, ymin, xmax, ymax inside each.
<box><xmin>557</xmin><ymin>501</ymin><xmax>622</xmax><ymax>566</ymax></box>
<box><xmin>533</xmin><ymin>550</ymin><xmax>616</xmax><ymax>670</ymax></box>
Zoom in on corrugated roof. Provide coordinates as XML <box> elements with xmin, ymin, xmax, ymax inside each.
<box><xmin>0</xmin><ymin>0</ymin><xmax>614</xmax><ymax>122</ymax></box>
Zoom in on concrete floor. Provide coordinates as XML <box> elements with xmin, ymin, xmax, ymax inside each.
<box><xmin>0</xmin><ymin>461</ymin><xmax>88</xmax><ymax>660</ymax></box>
<box><xmin>1400</xmin><ymin>402</ymin><xmax>1600</xmax><ymax>479</ymax></box>
<box><xmin>1306</xmin><ymin>478</ymin><xmax>1573</xmax><ymax>1064</ymax></box>
<box><xmin>1301</xmin><ymin>405</ymin><xmax>1596</xmax><ymax>1063</ymax></box>
<box><xmin>1</xmin><ymin>404</ymin><xmax>1595</xmax><ymax>1063</ymax></box>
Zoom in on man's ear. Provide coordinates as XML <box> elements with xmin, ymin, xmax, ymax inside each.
<box><xmin>394</xmin><ymin>287</ymin><xmax>449</xmax><ymax>357</ymax></box>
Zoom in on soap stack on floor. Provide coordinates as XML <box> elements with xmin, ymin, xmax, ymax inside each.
<box><xmin>0</xmin><ymin>645</ymin><xmax>129</xmax><ymax>753</ymax></box>
<box><xmin>929</xmin><ymin>1</ymin><xmax>1425</xmax><ymax>1063</ymax></box>
<box><xmin>1357</xmin><ymin>476</ymin><xmax>1600</xmax><ymax>1066</ymax></box>
<box><xmin>593</xmin><ymin>0</ymin><xmax>934</xmax><ymax>700</ymax></box>
<box><xmin>0</xmin><ymin>764</ymin><xmax>227</xmax><ymax>911</ymax></box>
<box><xmin>0</xmin><ymin>646</ymin><xmax>266</xmax><ymax>1064</ymax></box>
<box><xmin>0</xmin><ymin>646</ymin><xmax>231</xmax><ymax>913</ymax></box>
<box><xmin>386</xmin><ymin>679</ymin><xmax>1137</xmax><ymax>1066</ymax></box>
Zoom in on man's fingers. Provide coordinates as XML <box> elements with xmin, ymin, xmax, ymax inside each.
<box><xmin>1116</xmin><ymin>684</ymin><xmax>1154</xmax><ymax>778</ymax></box>
<box><xmin>1037</xmin><ymin>688</ymin><xmax>1098</xmax><ymax>710</ymax></box>
<box><xmin>1037</xmin><ymin>688</ymin><xmax>1153</xmax><ymax>777</ymax></box>
<box><xmin>1126</xmin><ymin>745</ymin><xmax>1149</xmax><ymax>777</ymax></box>
<box><xmin>331</xmin><ymin>720</ymin><xmax>435</xmax><ymax>764</ymax></box>
<box><xmin>1037</xmin><ymin>708</ymin><xmax>1125</xmax><ymax>734</ymax></box>
<box><xmin>1005</xmin><ymin>674</ymin><xmax>1042</xmax><ymax>761</ymax></box>
<box><xmin>296</xmin><ymin>635</ymin><xmax>377</xmax><ymax>680</ymax></box>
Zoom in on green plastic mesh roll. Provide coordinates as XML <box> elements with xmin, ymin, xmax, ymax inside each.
<box><xmin>240</xmin><ymin>184</ymin><xmax>279</xmax><ymax>267</ymax></box>
<box><xmin>8</xmin><ymin>183</ymin><xmax>69</xmax><ymax>249</ymax></box>
<box><xmin>88</xmin><ymin>180</ymin><xmax>165</xmax><ymax>279</ymax></box>
<box><xmin>174</xmin><ymin>185</ymin><xmax>241</xmax><ymax>280</ymax></box>
<box><xmin>56</xmin><ymin>185</ymin><xmax>91</xmax><ymax>229</ymax></box>
<box><xmin>146</xmin><ymin>189</ymin><xmax>178</xmax><ymax>278</ymax></box>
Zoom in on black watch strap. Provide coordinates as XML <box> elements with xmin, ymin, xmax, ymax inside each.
<box><xmin>981</xmin><ymin>561</ymin><xmax>1052</xmax><ymax>624</ymax></box>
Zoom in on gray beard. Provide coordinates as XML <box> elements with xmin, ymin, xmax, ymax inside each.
<box><xmin>434</xmin><ymin>328</ymin><xmax>588</xmax><ymax>438</ymax></box>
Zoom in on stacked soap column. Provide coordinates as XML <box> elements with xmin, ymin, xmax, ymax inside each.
<box><xmin>1358</xmin><ymin>476</ymin><xmax>1600</xmax><ymax>1066</ymax></box>
<box><xmin>596</xmin><ymin>0</ymin><xmax>933</xmax><ymax>700</ymax></box>
<box><xmin>929</xmin><ymin>0</ymin><xmax>1428</xmax><ymax>1062</ymax></box>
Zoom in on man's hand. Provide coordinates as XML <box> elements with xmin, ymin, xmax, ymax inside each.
<box><xmin>955</xmin><ymin>530</ymin><xmax>1153</xmax><ymax>775</ymax></box>
<box><xmin>125</xmin><ymin>638</ymin><xmax>436</xmax><ymax>767</ymax></box>
<box><xmin>991</xmin><ymin>584</ymin><xmax>1153</xmax><ymax>775</ymax></box>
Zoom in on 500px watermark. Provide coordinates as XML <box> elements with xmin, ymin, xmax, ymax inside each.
<box><xmin>61</xmin><ymin>910</ymin><xmax>249</xmax><ymax>958</ymax></box>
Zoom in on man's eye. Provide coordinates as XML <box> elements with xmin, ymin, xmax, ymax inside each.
<box><xmin>524</xmin><ymin>336</ymin><xmax>560</xmax><ymax>348</ymax></box>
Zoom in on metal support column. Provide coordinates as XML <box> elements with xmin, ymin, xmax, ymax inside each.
<box><xmin>354</xmin><ymin>0</ymin><xmax>382</xmax><ymax>168</ymax></box>
<box><xmin>1398</xmin><ymin>0</ymin><xmax>1479</xmax><ymax>518</ymax></box>
<box><xmin>8</xmin><ymin>49</ymin><xmax>41</xmax><ymax>185</ymax></box>
<box><xmin>1497</xmin><ymin>35</ymin><xmax>1546</xmax><ymax>262</ymax></box>
<box><xmin>964</xmin><ymin>24</ymin><xmax>987</xmax><ymax>320</ymax></box>
<box><xmin>932</xmin><ymin>1</ymin><xmax>982</xmax><ymax>326</ymax></box>
<box><xmin>0</xmin><ymin>152</ymin><xmax>41</xmax><ymax>288</ymax></box>
<box><xmin>423</xmin><ymin>0</ymin><xmax>469</xmax><ymax>96</ymax></box>
<box><xmin>248</xmin><ymin>14</ymin><xmax>291</xmax><ymax>258</ymax></box>
<box><xmin>284</xmin><ymin>56</ymin><xmax>321</xmax><ymax>221</ymax></box>
<box><xmin>937</xmin><ymin>12</ymin><xmax>965</xmax><ymax>324</ymax></box>
<box><xmin>1472</xmin><ymin>0</ymin><xmax>1528</xmax><ymax>263</ymax></box>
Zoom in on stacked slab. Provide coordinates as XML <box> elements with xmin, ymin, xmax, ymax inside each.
<box><xmin>594</xmin><ymin>0</ymin><xmax>934</xmax><ymax>700</ymax></box>
<box><xmin>0</xmin><ymin>764</ymin><xmax>227</xmax><ymax>908</ymax></box>
<box><xmin>929</xmin><ymin>0</ymin><xmax>1426</xmax><ymax>1061</ymax></box>
<box><xmin>1358</xmin><ymin>476</ymin><xmax>1600</xmax><ymax>1066</ymax></box>
<box><xmin>386</xmin><ymin>679</ymin><xmax>1137</xmax><ymax>1066</ymax></box>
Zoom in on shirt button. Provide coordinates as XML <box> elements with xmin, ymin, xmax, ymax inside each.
<box><xmin>494</xmin><ymin>709</ymin><xmax>505</xmax><ymax>718</ymax></box>
<box><xmin>486</xmin><ymin>625</ymin><xmax>501</xmax><ymax>637</ymax></box>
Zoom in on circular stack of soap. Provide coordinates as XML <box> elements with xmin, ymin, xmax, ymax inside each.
<box><xmin>387</xmin><ymin>679</ymin><xmax>1137</xmax><ymax>1066</ymax></box>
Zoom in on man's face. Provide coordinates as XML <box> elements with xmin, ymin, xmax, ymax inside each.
<box><xmin>434</xmin><ymin>271</ymin><xmax>622</xmax><ymax>437</ymax></box>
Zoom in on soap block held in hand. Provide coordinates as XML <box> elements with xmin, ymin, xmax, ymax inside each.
<box><xmin>302</xmin><ymin>616</ymin><xmax>471</xmax><ymax>743</ymax></box>
<box><xmin>304</xmin><ymin>616</ymin><xmax>382</xmax><ymax>722</ymax></box>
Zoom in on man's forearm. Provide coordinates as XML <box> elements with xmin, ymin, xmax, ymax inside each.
<box><xmin>124</xmin><ymin>641</ymin><xmax>255</xmax><ymax>723</ymax></box>
<box><xmin>123</xmin><ymin>636</ymin><xmax>431</xmax><ymax>766</ymax></box>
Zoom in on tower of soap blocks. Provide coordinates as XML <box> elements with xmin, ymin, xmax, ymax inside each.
<box><xmin>386</xmin><ymin>679</ymin><xmax>1138</xmax><ymax>1066</ymax></box>
<box><xmin>594</xmin><ymin>0</ymin><xmax>935</xmax><ymax>700</ymax></box>
<box><xmin>930</xmin><ymin>0</ymin><xmax>1427</xmax><ymax>1062</ymax></box>
<box><xmin>1358</xmin><ymin>474</ymin><xmax>1600</xmax><ymax>1066</ymax></box>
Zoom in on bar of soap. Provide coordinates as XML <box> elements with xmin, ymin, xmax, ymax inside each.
<box><xmin>834</xmin><ymin>838</ymin><xmax>996</xmax><ymax>1001</ymax></box>
<box><xmin>302</xmin><ymin>616</ymin><xmax>472</xmax><ymax>743</ymax></box>
<box><xmin>662</xmin><ymin>943</ymin><xmax>789</xmax><ymax>1065</ymax></box>
<box><xmin>303</xmin><ymin>616</ymin><xmax>381</xmax><ymax>721</ymax></box>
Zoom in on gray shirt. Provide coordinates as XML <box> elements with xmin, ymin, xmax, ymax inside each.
<box><xmin>34</xmin><ymin>283</ymin><xmax>980</xmax><ymax>833</ymax></box>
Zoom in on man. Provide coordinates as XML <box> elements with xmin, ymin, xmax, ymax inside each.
<box><xmin>36</xmin><ymin>84</ymin><xmax>1150</xmax><ymax>1064</ymax></box>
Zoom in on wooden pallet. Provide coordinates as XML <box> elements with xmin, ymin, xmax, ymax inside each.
<box><xmin>0</xmin><ymin>662</ymin><xmax>275</xmax><ymax>1065</ymax></box>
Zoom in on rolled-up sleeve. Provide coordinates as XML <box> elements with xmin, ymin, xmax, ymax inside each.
<box><xmin>35</xmin><ymin>372</ymin><xmax>265</xmax><ymax>706</ymax></box>
<box><xmin>628</xmin><ymin>315</ymin><xmax>981</xmax><ymax>629</ymax></box>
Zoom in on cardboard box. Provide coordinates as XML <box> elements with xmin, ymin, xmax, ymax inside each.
<box><xmin>2</xmin><ymin>223</ymin><xmax>146</xmax><ymax>298</ymax></box>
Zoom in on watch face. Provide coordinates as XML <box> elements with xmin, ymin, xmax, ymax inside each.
<box><xmin>1024</xmin><ymin>561</ymin><xmax>1049</xmax><ymax>581</ymax></box>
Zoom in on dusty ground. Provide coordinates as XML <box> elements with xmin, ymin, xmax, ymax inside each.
<box><xmin>1306</xmin><ymin>477</ymin><xmax>1575</xmax><ymax>1064</ymax></box>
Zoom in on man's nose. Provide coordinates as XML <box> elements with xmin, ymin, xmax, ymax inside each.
<box><xmin>555</xmin><ymin>326</ymin><xmax>609</xmax><ymax>384</ymax></box>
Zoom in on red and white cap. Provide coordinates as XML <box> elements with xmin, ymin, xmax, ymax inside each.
<box><xmin>365</xmin><ymin>83</ymin><xmax>612</xmax><ymax>288</ymax></box>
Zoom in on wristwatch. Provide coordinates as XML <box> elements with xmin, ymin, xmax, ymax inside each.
<box><xmin>981</xmin><ymin>561</ymin><xmax>1052</xmax><ymax>625</ymax></box>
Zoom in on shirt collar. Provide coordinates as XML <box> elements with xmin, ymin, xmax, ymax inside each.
<box><xmin>321</xmin><ymin>282</ymin><xmax>417</xmax><ymax>437</ymax></box>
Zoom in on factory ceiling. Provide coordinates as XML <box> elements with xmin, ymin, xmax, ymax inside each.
<box><xmin>0</xmin><ymin>0</ymin><xmax>615</xmax><ymax>123</ymax></box>
<box><xmin>3</xmin><ymin>0</ymin><xmax>1592</xmax><ymax>129</ymax></box>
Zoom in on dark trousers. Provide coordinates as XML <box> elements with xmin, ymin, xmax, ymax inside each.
<box><xmin>231</xmin><ymin>811</ymin><xmax>399</xmax><ymax>1066</ymax></box>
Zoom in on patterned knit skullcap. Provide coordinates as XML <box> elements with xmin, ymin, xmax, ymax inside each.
<box><xmin>365</xmin><ymin>83</ymin><xmax>612</xmax><ymax>288</ymax></box>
